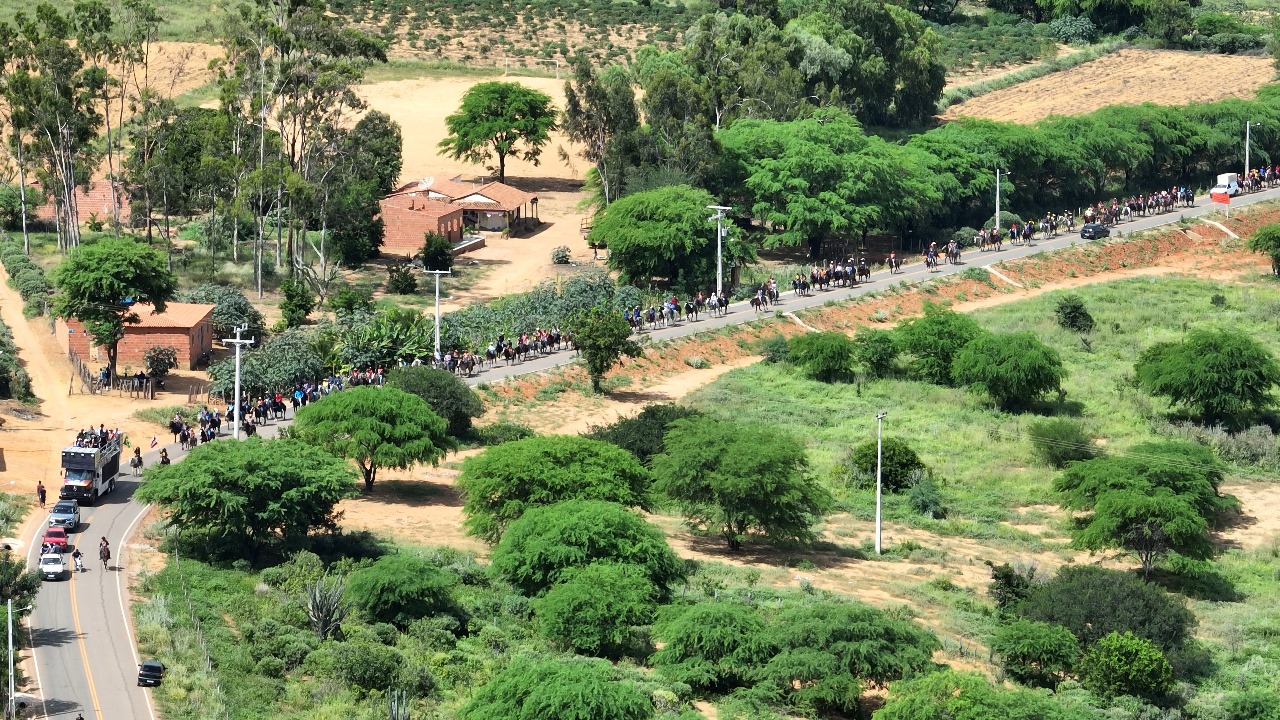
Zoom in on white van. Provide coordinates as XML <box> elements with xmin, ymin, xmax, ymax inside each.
<box><xmin>1212</xmin><ymin>172</ymin><xmax>1241</xmax><ymax>197</ymax></box>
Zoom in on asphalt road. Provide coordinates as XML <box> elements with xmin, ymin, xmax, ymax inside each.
<box><xmin>20</xmin><ymin>186</ymin><xmax>1280</xmax><ymax>720</ymax></box>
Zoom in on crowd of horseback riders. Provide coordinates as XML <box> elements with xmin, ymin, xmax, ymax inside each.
<box><xmin>1082</xmin><ymin>187</ymin><xmax>1195</xmax><ymax>226</ymax></box>
<box><xmin>626</xmin><ymin>292</ymin><xmax>731</xmax><ymax>329</ymax></box>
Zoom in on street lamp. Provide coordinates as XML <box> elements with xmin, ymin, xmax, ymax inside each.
<box><xmin>875</xmin><ymin>411</ymin><xmax>886</xmax><ymax>556</ymax></box>
<box><xmin>995</xmin><ymin>170</ymin><xmax>1009</xmax><ymax>233</ymax></box>
<box><xmin>707</xmin><ymin>205</ymin><xmax>730</xmax><ymax>298</ymax></box>
<box><xmin>1246</xmin><ymin>120</ymin><xmax>1262</xmax><ymax>180</ymax></box>
<box><xmin>222</xmin><ymin>324</ymin><xmax>254</xmax><ymax>440</ymax></box>
<box><xmin>7</xmin><ymin>598</ymin><xmax>31</xmax><ymax>720</ymax></box>
<box><xmin>423</xmin><ymin>269</ymin><xmax>452</xmax><ymax>363</ymax></box>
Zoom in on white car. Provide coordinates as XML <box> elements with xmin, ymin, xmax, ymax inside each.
<box><xmin>39</xmin><ymin>553</ymin><xmax>68</xmax><ymax>581</ymax></box>
<box><xmin>1211</xmin><ymin>182</ymin><xmax>1240</xmax><ymax>198</ymax></box>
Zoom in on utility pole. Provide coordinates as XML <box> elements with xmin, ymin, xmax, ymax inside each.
<box><xmin>1246</xmin><ymin>120</ymin><xmax>1256</xmax><ymax>180</ymax></box>
<box><xmin>7</xmin><ymin>599</ymin><xmax>30</xmax><ymax>720</ymax></box>
<box><xmin>707</xmin><ymin>205</ymin><xmax>731</xmax><ymax>298</ymax></box>
<box><xmin>222</xmin><ymin>324</ymin><xmax>255</xmax><ymax>440</ymax></box>
<box><xmin>995</xmin><ymin>169</ymin><xmax>1007</xmax><ymax>233</ymax></box>
<box><xmin>875</xmin><ymin>411</ymin><xmax>886</xmax><ymax>556</ymax></box>
<box><xmin>423</xmin><ymin>269</ymin><xmax>452</xmax><ymax>363</ymax></box>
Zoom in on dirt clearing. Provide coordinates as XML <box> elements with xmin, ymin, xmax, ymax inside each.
<box><xmin>943</xmin><ymin>48</ymin><xmax>1275</xmax><ymax>124</ymax></box>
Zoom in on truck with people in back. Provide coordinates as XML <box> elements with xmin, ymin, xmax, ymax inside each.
<box><xmin>59</xmin><ymin>434</ymin><xmax>120</xmax><ymax>505</ymax></box>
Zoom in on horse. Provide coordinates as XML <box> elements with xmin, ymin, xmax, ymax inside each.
<box><xmin>857</xmin><ymin>262</ymin><xmax>871</xmax><ymax>282</ymax></box>
<box><xmin>924</xmin><ymin>252</ymin><xmax>938</xmax><ymax>272</ymax></box>
<box><xmin>663</xmin><ymin>303</ymin><xmax>678</xmax><ymax>326</ymax></box>
<box><xmin>99</xmin><ymin>545</ymin><xmax>111</xmax><ymax>569</ymax></box>
<box><xmin>751</xmin><ymin>295</ymin><xmax>765</xmax><ymax>313</ymax></box>
<box><xmin>458</xmin><ymin>355</ymin><xmax>476</xmax><ymax>377</ymax></box>
<box><xmin>684</xmin><ymin>300</ymin><xmax>698</xmax><ymax>323</ymax></box>
<box><xmin>886</xmin><ymin>255</ymin><xmax>902</xmax><ymax>274</ymax></box>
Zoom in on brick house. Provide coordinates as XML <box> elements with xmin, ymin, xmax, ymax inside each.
<box><xmin>387</xmin><ymin>176</ymin><xmax>540</xmax><ymax>235</ymax></box>
<box><xmin>34</xmin><ymin>180</ymin><xmax>130</xmax><ymax>224</ymax></box>
<box><xmin>56</xmin><ymin>302</ymin><xmax>216</xmax><ymax>371</ymax></box>
<box><xmin>378</xmin><ymin>195</ymin><xmax>465</xmax><ymax>257</ymax></box>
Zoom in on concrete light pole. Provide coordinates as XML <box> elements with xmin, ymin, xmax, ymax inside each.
<box><xmin>423</xmin><ymin>269</ymin><xmax>452</xmax><ymax>363</ymax></box>
<box><xmin>222</xmin><ymin>324</ymin><xmax>254</xmax><ymax>440</ymax></box>
<box><xmin>707</xmin><ymin>205</ymin><xmax>731</xmax><ymax>297</ymax></box>
<box><xmin>7</xmin><ymin>599</ymin><xmax>31</xmax><ymax>720</ymax></box>
<box><xmin>995</xmin><ymin>169</ymin><xmax>1009</xmax><ymax>233</ymax></box>
<box><xmin>875</xmin><ymin>411</ymin><xmax>887</xmax><ymax>556</ymax></box>
<box><xmin>1246</xmin><ymin>120</ymin><xmax>1259</xmax><ymax>179</ymax></box>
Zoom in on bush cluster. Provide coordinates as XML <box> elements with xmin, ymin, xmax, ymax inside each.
<box><xmin>0</xmin><ymin>241</ymin><xmax>51</xmax><ymax>316</ymax></box>
<box><xmin>0</xmin><ymin>313</ymin><xmax>32</xmax><ymax>401</ymax></box>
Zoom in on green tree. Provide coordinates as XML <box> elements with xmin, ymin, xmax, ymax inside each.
<box><xmin>876</xmin><ymin>670</ymin><xmax>1091</xmax><ymax>720</ymax></box>
<box><xmin>333</xmin><ymin>641</ymin><xmax>403</xmax><ymax>692</ymax></box>
<box><xmin>288</xmin><ymin>386</ymin><xmax>455</xmax><ymax>491</ymax></box>
<box><xmin>418</xmin><ymin>231</ymin><xmax>453</xmax><ymax>272</ymax></box>
<box><xmin>986</xmin><ymin>561</ymin><xmax>1040</xmax><ymax>614</ymax></box>
<box><xmin>385</xmin><ymin>366</ymin><xmax>483</xmax><ymax>437</ymax></box>
<box><xmin>1017</xmin><ymin>565</ymin><xmax>1195</xmax><ymax>652</ymax></box>
<box><xmin>0</xmin><ymin>549</ymin><xmax>41</xmax><ymax>621</ymax></box>
<box><xmin>1135</xmin><ymin>328</ymin><xmax>1280</xmax><ymax>427</ymax></box>
<box><xmin>279</xmin><ymin>277</ymin><xmax>316</xmax><ymax>328</ymax></box>
<box><xmin>787</xmin><ymin>331</ymin><xmax>857</xmax><ymax>382</ymax></box>
<box><xmin>756</xmin><ymin>602</ymin><xmax>940</xmax><ymax>714</ymax></box>
<box><xmin>50</xmin><ymin>238</ymin><xmax>176</xmax><ymax>378</ymax></box>
<box><xmin>853</xmin><ymin>328</ymin><xmax>899</xmax><ymax>378</ymax></box>
<box><xmin>849</xmin><ymin>437</ymin><xmax>924</xmax><ymax>493</ymax></box>
<box><xmin>490</xmin><ymin>499</ymin><xmax>684</xmax><ymax>596</ymax></box>
<box><xmin>459</xmin><ymin>657</ymin><xmax>652</xmax><ymax>720</ymax></box>
<box><xmin>176</xmin><ymin>283</ymin><xmax>267</xmax><ymax>338</ymax></box>
<box><xmin>590</xmin><ymin>184</ymin><xmax>749</xmax><ymax>292</ymax></box>
<box><xmin>135</xmin><ymin>438</ymin><xmax>358</xmax><ymax>560</ymax></box>
<box><xmin>1072</xmin><ymin>488</ymin><xmax>1214</xmax><ymax>579</ymax></box>
<box><xmin>584</xmin><ymin>403</ymin><xmax>705</xmax><ymax>466</ymax></box>
<box><xmin>1054</xmin><ymin>294</ymin><xmax>1095</xmax><ymax>333</ymax></box>
<box><xmin>1078</xmin><ymin>631</ymin><xmax>1174</xmax><ymax>702</ymax></box>
<box><xmin>345</xmin><ymin>110</ymin><xmax>403</xmax><ymax>196</ymax></box>
<box><xmin>652</xmin><ymin>417</ymin><xmax>830</xmax><ymax>550</ymax></box>
<box><xmin>651</xmin><ymin>602</ymin><xmax>772</xmax><ymax>692</ymax></box>
<box><xmin>1247</xmin><ymin>222</ymin><xmax>1280</xmax><ymax>275</ymax></box>
<box><xmin>951</xmin><ymin>331</ymin><xmax>1066</xmax><ymax>410</ymax></box>
<box><xmin>989</xmin><ymin>619</ymin><xmax>1079</xmax><ymax>689</ymax></box>
<box><xmin>457</xmin><ymin>435</ymin><xmax>652</xmax><ymax>543</ymax></box>
<box><xmin>1054</xmin><ymin>441</ymin><xmax>1234</xmax><ymax>524</ymax></box>
<box><xmin>1027</xmin><ymin>418</ymin><xmax>1098</xmax><ymax>468</ymax></box>
<box><xmin>569</xmin><ymin>306</ymin><xmax>642</xmax><ymax>393</ymax></box>
<box><xmin>895</xmin><ymin>303</ymin><xmax>985</xmax><ymax>386</ymax></box>
<box><xmin>438</xmin><ymin>81</ymin><xmax>557</xmax><ymax>183</ymax></box>
<box><xmin>562</xmin><ymin>56</ymin><xmax>639</xmax><ymax>206</ymax></box>
<box><xmin>207</xmin><ymin>328</ymin><xmax>325</xmax><ymax>399</ymax></box>
<box><xmin>346</xmin><ymin>554</ymin><xmax>460</xmax><ymax>629</ymax></box>
<box><xmin>533</xmin><ymin>562</ymin><xmax>657</xmax><ymax>658</ymax></box>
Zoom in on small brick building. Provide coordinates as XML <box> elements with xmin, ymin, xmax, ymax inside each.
<box><xmin>378</xmin><ymin>195</ymin><xmax>466</xmax><ymax>256</ymax></box>
<box><xmin>56</xmin><ymin>302</ymin><xmax>216</xmax><ymax>371</ymax></box>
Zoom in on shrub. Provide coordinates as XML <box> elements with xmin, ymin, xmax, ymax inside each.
<box><xmin>474</xmin><ymin>421</ymin><xmax>535</xmax><ymax>446</ymax></box>
<box><xmin>385</xmin><ymin>264</ymin><xmax>419</xmax><ymax>294</ymax></box>
<box><xmin>459</xmin><ymin>657</ymin><xmax>652</xmax><ymax>720</ymax></box>
<box><xmin>788</xmin><ymin>331</ymin><xmax>856</xmax><ymax>382</ymax></box>
<box><xmin>849</xmin><ymin>437</ymin><xmax>924</xmax><ymax>493</ymax></box>
<box><xmin>895</xmin><ymin>303</ymin><xmax>985</xmax><ymax>385</ymax></box>
<box><xmin>533</xmin><ymin>562</ymin><xmax>656</xmax><ymax>658</ymax></box>
<box><xmin>986</xmin><ymin>561</ymin><xmax>1041</xmax><ymax>613</ymax></box>
<box><xmin>334</xmin><ymin>641</ymin><xmax>404</xmax><ymax>692</ymax></box>
<box><xmin>908</xmin><ymin>473</ymin><xmax>946</xmax><ymax>518</ymax></box>
<box><xmin>1077</xmin><ymin>631</ymin><xmax>1174</xmax><ymax>702</ymax></box>
<box><xmin>852</xmin><ymin>328</ymin><xmax>898</xmax><ymax>378</ymax></box>
<box><xmin>279</xmin><ymin>277</ymin><xmax>316</xmax><ymax>328</ymax></box>
<box><xmin>585</xmin><ymin>403</ymin><xmax>704</xmax><ymax>466</ymax></box>
<box><xmin>1026</xmin><ymin>418</ymin><xmax>1098</xmax><ymax>468</ymax></box>
<box><xmin>551</xmin><ymin>245</ymin><xmax>571</xmax><ymax>264</ymax></box>
<box><xmin>651</xmin><ymin>602</ymin><xmax>771</xmax><ymax>692</ymax></box>
<box><xmin>143</xmin><ymin>345</ymin><xmax>179</xmax><ymax>379</ymax></box>
<box><xmin>756</xmin><ymin>334</ymin><xmax>789</xmax><ymax>364</ymax></box>
<box><xmin>176</xmin><ymin>283</ymin><xmax>266</xmax><ymax>337</ymax></box>
<box><xmin>951</xmin><ymin>331</ymin><xmax>1065</xmax><ymax>410</ymax></box>
<box><xmin>990</xmin><ymin>619</ymin><xmax>1079</xmax><ymax>688</ymax></box>
<box><xmin>1211</xmin><ymin>293</ymin><xmax>1228</xmax><ymax>308</ymax></box>
<box><xmin>386</xmin><ymin>366</ymin><xmax>484</xmax><ymax>436</ymax></box>
<box><xmin>1049</xmin><ymin>15</ymin><xmax>1097</xmax><ymax>43</ymax></box>
<box><xmin>346</xmin><ymin>554</ymin><xmax>461</xmax><ymax>628</ymax></box>
<box><xmin>1054</xmin><ymin>294</ymin><xmax>1094</xmax><ymax>334</ymax></box>
<box><xmin>491</xmin><ymin>499</ymin><xmax>684</xmax><ymax>596</ymax></box>
<box><xmin>458</xmin><ymin>436</ymin><xmax>652</xmax><ymax>542</ymax></box>
<box><xmin>326</xmin><ymin>283</ymin><xmax>375</xmax><ymax>314</ymax></box>
<box><xmin>1224</xmin><ymin>690</ymin><xmax>1280</xmax><ymax>720</ymax></box>
<box><xmin>1135</xmin><ymin>328</ymin><xmax>1280</xmax><ymax>428</ymax></box>
<box><xmin>418</xmin><ymin>231</ymin><xmax>454</xmax><ymax>272</ymax></box>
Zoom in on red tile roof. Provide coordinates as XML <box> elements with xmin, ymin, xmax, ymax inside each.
<box><xmin>387</xmin><ymin>176</ymin><xmax>537</xmax><ymax>213</ymax></box>
<box><xmin>128</xmin><ymin>302</ymin><xmax>215</xmax><ymax>329</ymax></box>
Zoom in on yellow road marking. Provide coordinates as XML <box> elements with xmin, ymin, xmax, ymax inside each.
<box><xmin>68</xmin><ymin>563</ymin><xmax>104</xmax><ymax>720</ymax></box>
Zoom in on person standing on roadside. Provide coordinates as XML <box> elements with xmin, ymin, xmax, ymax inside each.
<box><xmin>36</xmin><ymin>481</ymin><xmax>46</xmax><ymax>508</ymax></box>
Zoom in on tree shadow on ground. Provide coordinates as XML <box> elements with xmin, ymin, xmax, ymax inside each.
<box><xmin>360</xmin><ymin>479</ymin><xmax>464</xmax><ymax>508</ymax></box>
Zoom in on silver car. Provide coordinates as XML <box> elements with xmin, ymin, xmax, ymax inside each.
<box><xmin>39</xmin><ymin>553</ymin><xmax>67</xmax><ymax>581</ymax></box>
<box><xmin>48</xmin><ymin>501</ymin><xmax>80</xmax><ymax>531</ymax></box>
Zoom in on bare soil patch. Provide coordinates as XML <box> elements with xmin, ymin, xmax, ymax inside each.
<box><xmin>1219</xmin><ymin>483</ymin><xmax>1280</xmax><ymax>551</ymax></box>
<box><xmin>943</xmin><ymin>49</ymin><xmax>1274</xmax><ymax>123</ymax></box>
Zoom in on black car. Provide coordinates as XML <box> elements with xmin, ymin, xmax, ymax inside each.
<box><xmin>1080</xmin><ymin>223</ymin><xmax>1110</xmax><ymax>240</ymax></box>
<box><xmin>138</xmin><ymin>660</ymin><xmax>165</xmax><ymax>687</ymax></box>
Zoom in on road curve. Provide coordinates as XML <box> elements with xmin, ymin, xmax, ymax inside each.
<box><xmin>22</xmin><ymin>187</ymin><xmax>1280</xmax><ymax>720</ymax></box>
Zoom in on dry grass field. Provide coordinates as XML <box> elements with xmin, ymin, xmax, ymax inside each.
<box><xmin>943</xmin><ymin>48</ymin><xmax>1276</xmax><ymax>123</ymax></box>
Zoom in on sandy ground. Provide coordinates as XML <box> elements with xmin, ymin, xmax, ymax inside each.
<box><xmin>1220</xmin><ymin>483</ymin><xmax>1280</xmax><ymax>551</ymax></box>
<box><xmin>356</xmin><ymin>74</ymin><xmax>598</xmax><ymax>302</ymax></box>
<box><xmin>943</xmin><ymin>48</ymin><xmax>1275</xmax><ymax>123</ymax></box>
<box><xmin>943</xmin><ymin>43</ymin><xmax>1070</xmax><ymax>92</ymax></box>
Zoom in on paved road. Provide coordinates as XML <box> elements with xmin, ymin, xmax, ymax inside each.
<box><xmin>20</xmin><ymin>186</ymin><xmax>1280</xmax><ymax>720</ymax></box>
<box><xmin>456</xmin><ymin>189</ymin><xmax>1278</xmax><ymax>387</ymax></box>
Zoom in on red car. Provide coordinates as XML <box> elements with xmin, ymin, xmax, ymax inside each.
<box><xmin>42</xmin><ymin>527</ymin><xmax>68</xmax><ymax>552</ymax></box>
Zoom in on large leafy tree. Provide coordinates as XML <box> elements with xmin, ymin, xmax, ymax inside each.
<box><xmin>650</xmin><ymin>602</ymin><xmax>773</xmax><ymax>692</ymax></box>
<box><xmin>50</xmin><ymin>238</ymin><xmax>177</xmax><ymax>378</ymax></box>
<box><xmin>877</xmin><ymin>670</ymin><xmax>1093</xmax><ymax>720</ymax></box>
<box><xmin>1072</xmin><ymin>488</ymin><xmax>1214</xmax><ymax>579</ymax></box>
<box><xmin>585</xmin><ymin>403</ymin><xmax>706</xmax><ymax>466</ymax></box>
<box><xmin>135</xmin><ymin>438</ymin><xmax>358</xmax><ymax>560</ymax></box>
<box><xmin>490</xmin><ymin>499</ymin><xmax>684</xmax><ymax>596</ymax></box>
<box><xmin>755</xmin><ymin>602</ymin><xmax>940</xmax><ymax>714</ymax></box>
<box><xmin>951</xmin><ymin>331</ymin><xmax>1066</xmax><ymax>410</ymax></box>
<box><xmin>894</xmin><ymin>303</ymin><xmax>986</xmax><ymax>386</ymax></box>
<box><xmin>532</xmin><ymin>562</ymin><xmax>657</xmax><ymax>659</ymax></box>
<box><xmin>175</xmin><ymin>283</ymin><xmax>266</xmax><ymax>338</ymax></box>
<box><xmin>652</xmin><ymin>417</ymin><xmax>831</xmax><ymax>550</ymax></box>
<box><xmin>562</xmin><ymin>56</ymin><xmax>639</xmax><ymax>206</ymax></box>
<box><xmin>788</xmin><ymin>331</ymin><xmax>857</xmax><ymax>383</ymax></box>
<box><xmin>457</xmin><ymin>435</ymin><xmax>652</xmax><ymax>543</ymax></box>
<box><xmin>385</xmin><ymin>366</ymin><xmax>483</xmax><ymax>437</ymax></box>
<box><xmin>459</xmin><ymin>657</ymin><xmax>652</xmax><ymax>720</ymax></box>
<box><xmin>208</xmin><ymin>328</ymin><xmax>325</xmax><ymax>399</ymax></box>
<box><xmin>439</xmin><ymin>81</ymin><xmax>557</xmax><ymax>183</ymax></box>
<box><xmin>288</xmin><ymin>386</ymin><xmax>454</xmax><ymax>491</ymax></box>
<box><xmin>1135</xmin><ymin>327</ymin><xmax>1280</xmax><ymax>427</ymax></box>
<box><xmin>569</xmin><ymin>306</ymin><xmax>643</xmax><ymax>393</ymax></box>
<box><xmin>346</xmin><ymin>554</ymin><xmax>461</xmax><ymax>629</ymax></box>
<box><xmin>989</xmin><ymin>619</ymin><xmax>1080</xmax><ymax>689</ymax></box>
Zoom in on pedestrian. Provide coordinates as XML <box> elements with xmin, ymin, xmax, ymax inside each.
<box><xmin>36</xmin><ymin>481</ymin><xmax>46</xmax><ymax>508</ymax></box>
